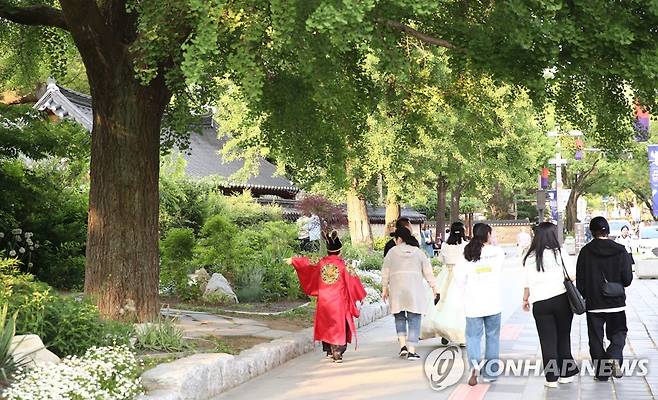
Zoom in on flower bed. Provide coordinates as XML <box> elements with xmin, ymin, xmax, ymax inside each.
<box><xmin>3</xmin><ymin>345</ymin><xmax>143</xmax><ymax>400</ymax></box>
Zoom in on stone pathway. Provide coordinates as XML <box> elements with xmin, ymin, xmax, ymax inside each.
<box><xmin>215</xmin><ymin>260</ymin><xmax>658</xmax><ymax>400</ymax></box>
<box><xmin>161</xmin><ymin>308</ymin><xmax>294</xmax><ymax>340</ymax></box>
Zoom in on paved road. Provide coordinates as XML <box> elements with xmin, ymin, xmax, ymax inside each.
<box><xmin>216</xmin><ymin>255</ymin><xmax>658</xmax><ymax>400</ymax></box>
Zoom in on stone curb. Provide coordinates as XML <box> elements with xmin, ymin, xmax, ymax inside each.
<box><xmin>138</xmin><ymin>302</ymin><xmax>389</xmax><ymax>400</ymax></box>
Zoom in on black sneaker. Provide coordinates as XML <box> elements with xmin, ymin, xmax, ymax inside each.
<box><xmin>612</xmin><ymin>360</ymin><xmax>623</xmax><ymax>378</ymax></box>
<box><xmin>333</xmin><ymin>353</ymin><xmax>343</xmax><ymax>363</ymax></box>
<box><xmin>399</xmin><ymin>346</ymin><xmax>409</xmax><ymax>358</ymax></box>
<box><xmin>407</xmin><ymin>352</ymin><xmax>421</xmax><ymax>360</ymax></box>
<box><xmin>325</xmin><ymin>351</ymin><xmax>333</xmax><ymax>359</ymax></box>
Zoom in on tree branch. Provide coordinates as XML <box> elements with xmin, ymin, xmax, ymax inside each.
<box><xmin>378</xmin><ymin>19</ymin><xmax>462</xmax><ymax>51</ymax></box>
<box><xmin>0</xmin><ymin>1</ymin><xmax>68</xmax><ymax>30</ymax></box>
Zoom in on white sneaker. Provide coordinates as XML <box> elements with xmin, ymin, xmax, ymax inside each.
<box><xmin>544</xmin><ymin>381</ymin><xmax>558</xmax><ymax>388</ymax></box>
<box><xmin>558</xmin><ymin>376</ymin><xmax>575</xmax><ymax>384</ymax></box>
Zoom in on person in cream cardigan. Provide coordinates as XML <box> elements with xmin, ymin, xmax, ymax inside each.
<box><xmin>382</xmin><ymin>226</ymin><xmax>438</xmax><ymax>360</ymax></box>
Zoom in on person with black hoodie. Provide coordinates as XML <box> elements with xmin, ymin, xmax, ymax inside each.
<box><xmin>576</xmin><ymin>216</ymin><xmax>633</xmax><ymax>381</ymax></box>
<box><xmin>383</xmin><ymin>217</ymin><xmax>420</xmax><ymax>257</ymax></box>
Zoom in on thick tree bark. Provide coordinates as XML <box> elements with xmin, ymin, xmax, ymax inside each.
<box><xmin>84</xmin><ymin>67</ymin><xmax>169</xmax><ymax>321</ymax></box>
<box><xmin>450</xmin><ymin>183</ymin><xmax>463</xmax><ymax>223</ymax></box>
<box><xmin>435</xmin><ymin>175</ymin><xmax>447</xmax><ymax>242</ymax></box>
<box><xmin>384</xmin><ymin>191</ymin><xmax>400</xmax><ymax>236</ymax></box>
<box><xmin>347</xmin><ymin>187</ymin><xmax>373</xmax><ymax>248</ymax></box>
<box><xmin>1</xmin><ymin>0</ymin><xmax>173</xmax><ymax>322</ymax></box>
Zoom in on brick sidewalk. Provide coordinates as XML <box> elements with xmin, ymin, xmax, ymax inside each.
<box><xmin>454</xmin><ymin>278</ymin><xmax>658</xmax><ymax>400</ymax></box>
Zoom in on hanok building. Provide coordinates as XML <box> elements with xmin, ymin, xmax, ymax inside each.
<box><xmin>33</xmin><ymin>79</ymin><xmax>299</xmax><ymax>199</ymax></box>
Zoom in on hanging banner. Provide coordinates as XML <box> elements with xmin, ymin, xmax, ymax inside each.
<box><xmin>649</xmin><ymin>145</ymin><xmax>658</xmax><ymax>217</ymax></box>
<box><xmin>547</xmin><ymin>190</ymin><xmax>558</xmax><ymax>221</ymax></box>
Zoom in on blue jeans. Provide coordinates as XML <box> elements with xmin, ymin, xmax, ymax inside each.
<box><xmin>394</xmin><ymin>311</ymin><xmax>421</xmax><ymax>345</ymax></box>
<box><xmin>466</xmin><ymin>313</ymin><xmax>501</xmax><ymax>380</ymax></box>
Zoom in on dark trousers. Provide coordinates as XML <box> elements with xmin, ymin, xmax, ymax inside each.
<box><xmin>532</xmin><ymin>293</ymin><xmax>579</xmax><ymax>382</ymax></box>
<box><xmin>586</xmin><ymin>311</ymin><xmax>627</xmax><ymax>380</ymax></box>
<box><xmin>322</xmin><ymin>322</ymin><xmax>350</xmax><ymax>356</ymax></box>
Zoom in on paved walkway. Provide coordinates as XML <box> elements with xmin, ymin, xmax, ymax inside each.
<box><xmin>161</xmin><ymin>308</ymin><xmax>293</xmax><ymax>339</ymax></box>
<box><xmin>216</xmin><ymin>259</ymin><xmax>658</xmax><ymax>400</ymax></box>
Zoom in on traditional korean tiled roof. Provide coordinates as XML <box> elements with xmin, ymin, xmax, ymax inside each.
<box><xmin>33</xmin><ymin>79</ymin><xmax>298</xmax><ymax>196</ymax></box>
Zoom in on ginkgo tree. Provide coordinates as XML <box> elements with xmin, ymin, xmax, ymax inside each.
<box><xmin>2</xmin><ymin>0</ymin><xmax>657</xmax><ymax>319</ymax></box>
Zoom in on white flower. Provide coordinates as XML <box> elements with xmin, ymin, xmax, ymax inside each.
<box><xmin>15</xmin><ymin>236</ymin><xmax>21</xmax><ymax>242</ymax></box>
<box><xmin>29</xmin><ymin>246</ymin><xmax>34</xmax><ymax>251</ymax></box>
<box><xmin>8</xmin><ymin>250</ymin><xmax>16</xmax><ymax>257</ymax></box>
<box><xmin>26</xmin><ymin>239</ymin><xmax>33</xmax><ymax>246</ymax></box>
<box><xmin>18</xmin><ymin>247</ymin><xmax>25</xmax><ymax>254</ymax></box>
<box><xmin>11</xmin><ymin>228</ymin><xmax>22</xmax><ymax>235</ymax></box>
<box><xmin>0</xmin><ymin>232</ymin><xmax>4</xmax><ymax>238</ymax></box>
<box><xmin>27</xmin><ymin>262</ymin><xmax>33</xmax><ymax>268</ymax></box>
<box><xmin>34</xmin><ymin>243</ymin><xmax>39</xmax><ymax>249</ymax></box>
<box><xmin>542</xmin><ymin>66</ymin><xmax>557</xmax><ymax>80</ymax></box>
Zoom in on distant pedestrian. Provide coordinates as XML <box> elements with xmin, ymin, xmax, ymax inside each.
<box><xmin>307</xmin><ymin>213</ymin><xmax>322</xmax><ymax>251</ymax></box>
<box><xmin>577</xmin><ymin>217</ymin><xmax>633</xmax><ymax>381</ymax></box>
<box><xmin>382</xmin><ymin>226</ymin><xmax>438</xmax><ymax>360</ymax></box>
<box><xmin>296</xmin><ymin>213</ymin><xmax>311</xmax><ymax>251</ymax></box>
<box><xmin>383</xmin><ymin>217</ymin><xmax>419</xmax><ymax>257</ymax></box>
<box><xmin>615</xmin><ymin>225</ymin><xmax>635</xmax><ymax>265</ymax></box>
<box><xmin>522</xmin><ymin>222</ymin><xmax>579</xmax><ymax>388</ymax></box>
<box><xmin>455</xmin><ymin>223</ymin><xmax>505</xmax><ymax>385</ymax></box>
<box><xmin>420</xmin><ymin>224</ymin><xmax>435</xmax><ymax>258</ymax></box>
<box><xmin>516</xmin><ymin>227</ymin><xmax>532</xmax><ymax>256</ymax></box>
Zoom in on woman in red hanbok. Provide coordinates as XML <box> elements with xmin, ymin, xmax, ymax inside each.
<box><xmin>287</xmin><ymin>231</ymin><xmax>366</xmax><ymax>363</ymax></box>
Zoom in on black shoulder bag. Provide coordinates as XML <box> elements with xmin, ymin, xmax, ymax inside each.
<box><xmin>601</xmin><ymin>269</ymin><xmax>625</xmax><ymax>297</ymax></box>
<box><xmin>559</xmin><ymin>251</ymin><xmax>586</xmax><ymax>315</ymax></box>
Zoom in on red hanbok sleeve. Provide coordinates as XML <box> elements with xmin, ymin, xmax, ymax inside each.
<box><xmin>291</xmin><ymin>256</ymin><xmax>320</xmax><ymax>296</ymax></box>
<box><xmin>342</xmin><ymin>263</ymin><xmax>367</xmax><ymax>318</ymax></box>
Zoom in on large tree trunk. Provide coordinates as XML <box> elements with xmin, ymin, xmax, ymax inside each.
<box><xmin>384</xmin><ymin>192</ymin><xmax>400</xmax><ymax>236</ymax></box>
<box><xmin>346</xmin><ymin>187</ymin><xmax>373</xmax><ymax>247</ymax></box>
<box><xmin>435</xmin><ymin>175</ymin><xmax>447</xmax><ymax>242</ymax></box>
<box><xmin>84</xmin><ymin>67</ymin><xmax>169</xmax><ymax>321</ymax></box>
<box><xmin>450</xmin><ymin>184</ymin><xmax>462</xmax><ymax>223</ymax></box>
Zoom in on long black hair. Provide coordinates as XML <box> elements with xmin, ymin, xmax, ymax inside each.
<box><xmin>523</xmin><ymin>222</ymin><xmax>561</xmax><ymax>272</ymax></box>
<box><xmin>446</xmin><ymin>222</ymin><xmax>467</xmax><ymax>245</ymax></box>
<box><xmin>463</xmin><ymin>223</ymin><xmax>492</xmax><ymax>262</ymax></box>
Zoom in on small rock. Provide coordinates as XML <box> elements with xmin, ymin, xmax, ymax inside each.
<box><xmin>188</xmin><ymin>267</ymin><xmax>211</xmax><ymax>292</ymax></box>
<box><xmin>10</xmin><ymin>335</ymin><xmax>59</xmax><ymax>367</ymax></box>
<box><xmin>203</xmin><ymin>273</ymin><xmax>238</xmax><ymax>303</ymax></box>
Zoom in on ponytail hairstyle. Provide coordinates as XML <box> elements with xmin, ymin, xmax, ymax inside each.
<box><xmin>393</xmin><ymin>226</ymin><xmax>416</xmax><ymax>246</ymax></box>
<box><xmin>446</xmin><ymin>221</ymin><xmax>467</xmax><ymax>245</ymax></box>
<box><xmin>463</xmin><ymin>223</ymin><xmax>492</xmax><ymax>262</ymax></box>
<box><xmin>523</xmin><ymin>222</ymin><xmax>560</xmax><ymax>272</ymax></box>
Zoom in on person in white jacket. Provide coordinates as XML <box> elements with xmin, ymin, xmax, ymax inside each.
<box><xmin>454</xmin><ymin>223</ymin><xmax>505</xmax><ymax>386</ymax></box>
<box><xmin>522</xmin><ymin>222</ymin><xmax>579</xmax><ymax>388</ymax></box>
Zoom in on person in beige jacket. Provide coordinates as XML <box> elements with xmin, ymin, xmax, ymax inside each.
<box><xmin>382</xmin><ymin>226</ymin><xmax>438</xmax><ymax>360</ymax></box>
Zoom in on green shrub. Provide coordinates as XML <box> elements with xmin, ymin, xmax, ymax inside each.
<box><xmin>135</xmin><ymin>318</ymin><xmax>190</xmax><ymax>353</ymax></box>
<box><xmin>1</xmin><ymin>259</ymin><xmax>133</xmax><ymax>357</ymax></box>
<box><xmin>159</xmin><ymin>171</ymin><xmax>208</xmax><ymax>235</ymax></box>
<box><xmin>234</xmin><ymin>263</ymin><xmax>265</xmax><ymax>302</ymax></box>
<box><xmin>194</xmin><ymin>215</ymin><xmax>239</xmax><ymax>278</ymax></box>
<box><xmin>373</xmin><ymin>236</ymin><xmax>389</xmax><ymax>251</ymax></box>
<box><xmin>360</xmin><ymin>252</ymin><xmax>384</xmax><ymax>271</ymax></box>
<box><xmin>340</xmin><ymin>242</ymin><xmax>370</xmax><ymax>262</ymax></box>
<box><xmin>204</xmin><ymin>191</ymin><xmax>282</xmax><ymax>227</ymax></box>
<box><xmin>41</xmin><ymin>296</ymin><xmax>133</xmax><ymax>357</ymax></box>
<box><xmin>160</xmin><ymin>228</ymin><xmax>196</xmax><ymax>296</ymax></box>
